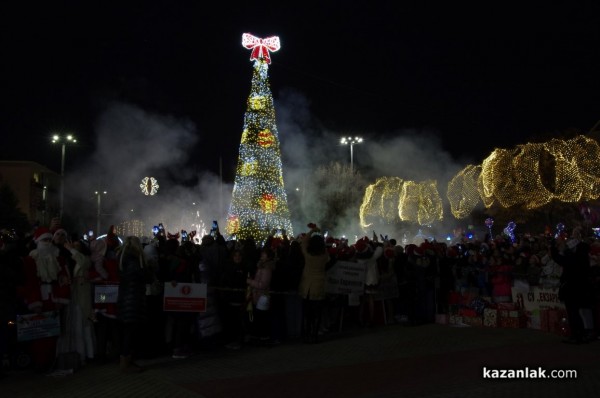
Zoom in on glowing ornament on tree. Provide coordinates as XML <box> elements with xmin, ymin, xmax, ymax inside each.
<box><xmin>249</xmin><ymin>95</ymin><xmax>266</xmax><ymax>110</ymax></box>
<box><xmin>226</xmin><ymin>215</ymin><xmax>240</xmax><ymax>235</ymax></box>
<box><xmin>241</xmin><ymin>159</ymin><xmax>258</xmax><ymax>176</ymax></box>
<box><xmin>259</xmin><ymin>193</ymin><xmax>278</xmax><ymax>213</ymax></box>
<box><xmin>140</xmin><ymin>177</ymin><xmax>159</xmax><ymax>196</ymax></box>
<box><xmin>257</xmin><ymin>130</ymin><xmax>275</xmax><ymax>147</ymax></box>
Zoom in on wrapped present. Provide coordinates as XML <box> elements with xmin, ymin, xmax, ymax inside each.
<box><xmin>459</xmin><ymin>308</ymin><xmax>478</xmax><ymax>318</ymax></box>
<box><xmin>526</xmin><ymin>309</ymin><xmax>541</xmax><ymax>330</ymax></box>
<box><xmin>499</xmin><ymin>316</ymin><xmax>522</xmax><ymax>328</ymax></box>
<box><xmin>449</xmin><ymin>304</ymin><xmax>460</xmax><ymax>315</ymax></box>
<box><xmin>462</xmin><ymin>287</ymin><xmax>480</xmax><ymax>304</ymax></box>
<box><xmin>539</xmin><ymin>308</ymin><xmax>550</xmax><ymax>331</ymax></box>
<box><xmin>508</xmin><ymin>310</ymin><xmax>520</xmax><ymax>317</ymax></box>
<box><xmin>463</xmin><ymin>315</ymin><xmax>483</xmax><ymax>327</ymax></box>
<box><xmin>449</xmin><ymin>315</ymin><xmax>463</xmax><ymax>325</ymax></box>
<box><xmin>483</xmin><ymin>308</ymin><xmax>498</xmax><ymax>327</ymax></box>
<box><xmin>499</xmin><ymin>308</ymin><xmax>526</xmax><ymax>328</ymax></box>
<box><xmin>449</xmin><ymin>291</ymin><xmax>462</xmax><ymax>305</ymax></box>
<box><xmin>497</xmin><ymin>302</ymin><xmax>516</xmax><ymax>310</ymax></box>
<box><xmin>435</xmin><ymin>314</ymin><xmax>448</xmax><ymax>325</ymax></box>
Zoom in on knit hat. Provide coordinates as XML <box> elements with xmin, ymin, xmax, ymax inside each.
<box><xmin>34</xmin><ymin>227</ymin><xmax>53</xmax><ymax>243</ymax></box>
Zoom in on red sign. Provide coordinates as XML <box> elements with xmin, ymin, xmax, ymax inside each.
<box><xmin>163</xmin><ymin>283</ymin><xmax>207</xmax><ymax>312</ymax></box>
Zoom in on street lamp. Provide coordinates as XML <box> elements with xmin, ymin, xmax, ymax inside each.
<box><xmin>95</xmin><ymin>191</ymin><xmax>107</xmax><ymax>235</ymax></box>
<box><xmin>340</xmin><ymin>136</ymin><xmax>363</xmax><ymax>172</ymax></box>
<box><xmin>52</xmin><ymin>134</ymin><xmax>77</xmax><ymax>219</ymax></box>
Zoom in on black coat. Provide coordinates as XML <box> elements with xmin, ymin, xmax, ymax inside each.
<box><xmin>117</xmin><ymin>252</ymin><xmax>149</xmax><ymax>323</ymax></box>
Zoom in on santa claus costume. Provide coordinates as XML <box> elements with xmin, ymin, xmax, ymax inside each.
<box><xmin>18</xmin><ymin>227</ymin><xmax>71</xmax><ymax>371</ymax></box>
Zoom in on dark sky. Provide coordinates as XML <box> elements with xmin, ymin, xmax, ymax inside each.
<box><xmin>2</xmin><ymin>2</ymin><xmax>599</xmax><ymax>179</ymax></box>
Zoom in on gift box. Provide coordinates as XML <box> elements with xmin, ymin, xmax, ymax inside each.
<box><xmin>459</xmin><ymin>308</ymin><xmax>478</xmax><ymax>318</ymax></box>
<box><xmin>449</xmin><ymin>291</ymin><xmax>462</xmax><ymax>305</ymax></box>
<box><xmin>499</xmin><ymin>309</ymin><xmax>525</xmax><ymax>328</ymax></box>
<box><xmin>526</xmin><ymin>309</ymin><xmax>541</xmax><ymax>330</ymax></box>
<box><xmin>449</xmin><ymin>315</ymin><xmax>463</xmax><ymax>325</ymax></box>
<box><xmin>435</xmin><ymin>314</ymin><xmax>449</xmax><ymax>325</ymax></box>
<box><xmin>448</xmin><ymin>304</ymin><xmax>460</xmax><ymax>315</ymax></box>
<box><xmin>540</xmin><ymin>308</ymin><xmax>550</xmax><ymax>331</ymax></box>
<box><xmin>497</xmin><ymin>302</ymin><xmax>517</xmax><ymax>310</ymax></box>
<box><xmin>483</xmin><ymin>308</ymin><xmax>498</xmax><ymax>327</ymax></box>
<box><xmin>463</xmin><ymin>315</ymin><xmax>483</xmax><ymax>327</ymax></box>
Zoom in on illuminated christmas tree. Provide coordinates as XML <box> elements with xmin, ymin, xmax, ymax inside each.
<box><xmin>226</xmin><ymin>33</ymin><xmax>294</xmax><ymax>241</ymax></box>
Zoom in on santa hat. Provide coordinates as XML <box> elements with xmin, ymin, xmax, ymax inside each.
<box><xmin>34</xmin><ymin>227</ymin><xmax>53</xmax><ymax>243</ymax></box>
<box><xmin>354</xmin><ymin>237</ymin><xmax>371</xmax><ymax>254</ymax></box>
<box><xmin>384</xmin><ymin>247</ymin><xmax>396</xmax><ymax>259</ymax></box>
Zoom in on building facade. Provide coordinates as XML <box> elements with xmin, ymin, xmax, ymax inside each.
<box><xmin>0</xmin><ymin>161</ymin><xmax>60</xmax><ymax>226</ymax></box>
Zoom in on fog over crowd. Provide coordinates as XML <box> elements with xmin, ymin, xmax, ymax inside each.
<box><xmin>63</xmin><ymin>88</ymin><xmax>475</xmax><ymax>241</ymax></box>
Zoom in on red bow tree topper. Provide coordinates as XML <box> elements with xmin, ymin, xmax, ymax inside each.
<box><xmin>242</xmin><ymin>33</ymin><xmax>280</xmax><ymax>64</ymax></box>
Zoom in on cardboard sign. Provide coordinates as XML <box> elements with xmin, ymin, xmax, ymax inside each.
<box><xmin>325</xmin><ymin>261</ymin><xmax>366</xmax><ymax>295</ymax></box>
<box><xmin>16</xmin><ymin>312</ymin><xmax>60</xmax><ymax>342</ymax></box>
<box><xmin>163</xmin><ymin>282</ymin><xmax>207</xmax><ymax>312</ymax></box>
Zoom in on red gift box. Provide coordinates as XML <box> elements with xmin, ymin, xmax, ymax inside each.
<box><xmin>459</xmin><ymin>308</ymin><xmax>478</xmax><ymax>318</ymax></box>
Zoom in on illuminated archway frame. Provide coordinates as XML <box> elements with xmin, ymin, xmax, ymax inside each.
<box><xmin>140</xmin><ymin>177</ymin><xmax>159</xmax><ymax>196</ymax></box>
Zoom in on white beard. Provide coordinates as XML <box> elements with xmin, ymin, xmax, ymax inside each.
<box><xmin>31</xmin><ymin>243</ymin><xmax>61</xmax><ymax>283</ymax></box>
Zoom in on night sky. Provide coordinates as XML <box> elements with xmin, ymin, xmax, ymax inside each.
<box><xmin>2</xmin><ymin>2</ymin><xmax>599</xmax><ymax>180</ymax></box>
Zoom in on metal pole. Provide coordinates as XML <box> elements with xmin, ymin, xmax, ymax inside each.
<box><xmin>96</xmin><ymin>193</ymin><xmax>101</xmax><ymax>235</ymax></box>
<box><xmin>60</xmin><ymin>143</ymin><xmax>65</xmax><ymax>219</ymax></box>
<box><xmin>350</xmin><ymin>143</ymin><xmax>354</xmax><ymax>173</ymax></box>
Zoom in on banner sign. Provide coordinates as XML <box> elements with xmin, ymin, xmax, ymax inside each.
<box><xmin>94</xmin><ymin>284</ymin><xmax>119</xmax><ymax>304</ymax></box>
<box><xmin>163</xmin><ymin>283</ymin><xmax>207</xmax><ymax>312</ymax></box>
<box><xmin>511</xmin><ymin>286</ymin><xmax>565</xmax><ymax>311</ymax></box>
<box><xmin>325</xmin><ymin>261</ymin><xmax>366</xmax><ymax>295</ymax></box>
<box><xmin>16</xmin><ymin>311</ymin><xmax>61</xmax><ymax>342</ymax></box>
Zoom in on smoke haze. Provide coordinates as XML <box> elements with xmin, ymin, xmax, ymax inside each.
<box><xmin>64</xmin><ymin>92</ymin><xmax>475</xmax><ymax>243</ymax></box>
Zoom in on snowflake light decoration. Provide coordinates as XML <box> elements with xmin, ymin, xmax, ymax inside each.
<box><xmin>140</xmin><ymin>177</ymin><xmax>159</xmax><ymax>196</ymax></box>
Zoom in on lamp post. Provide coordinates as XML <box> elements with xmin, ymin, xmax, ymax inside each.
<box><xmin>52</xmin><ymin>134</ymin><xmax>77</xmax><ymax>219</ymax></box>
<box><xmin>95</xmin><ymin>191</ymin><xmax>107</xmax><ymax>235</ymax></box>
<box><xmin>340</xmin><ymin>136</ymin><xmax>363</xmax><ymax>173</ymax></box>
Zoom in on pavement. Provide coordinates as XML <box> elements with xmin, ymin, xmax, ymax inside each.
<box><xmin>2</xmin><ymin>322</ymin><xmax>600</xmax><ymax>398</ymax></box>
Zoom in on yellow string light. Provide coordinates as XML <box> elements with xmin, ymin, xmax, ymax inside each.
<box><xmin>359</xmin><ymin>177</ymin><xmax>443</xmax><ymax>226</ymax></box>
<box><xmin>447</xmin><ymin>164</ymin><xmax>482</xmax><ymax>219</ymax></box>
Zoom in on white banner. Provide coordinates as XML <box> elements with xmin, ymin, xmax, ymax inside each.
<box><xmin>325</xmin><ymin>261</ymin><xmax>366</xmax><ymax>295</ymax></box>
<box><xmin>512</xmin><ymin>286</ymin><xmax>565</xmax><ymax>311</ymax></box>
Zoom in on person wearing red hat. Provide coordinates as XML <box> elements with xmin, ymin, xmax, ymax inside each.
<box><xmin>18</xmin><ymin>226</ymin><xmax>71</xmax><ymax>372</ymax></box>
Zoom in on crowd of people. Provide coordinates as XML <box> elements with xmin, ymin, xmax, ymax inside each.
<box><xmin>1</xmin><ymin>219</ymin><xmax>600</xmax><ymax>377</ymax></box>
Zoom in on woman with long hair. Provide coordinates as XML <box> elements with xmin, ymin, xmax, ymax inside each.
<box><xmin>117</xmin><ymin>236</ymin><xmax>149</xmax><ymax>372</ymax></box>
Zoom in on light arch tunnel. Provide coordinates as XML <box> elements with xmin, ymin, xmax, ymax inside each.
<box><xmin>359</xmin><ymin>135</ymin><xmax>600</xmax><ymax>226</ymax></box>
